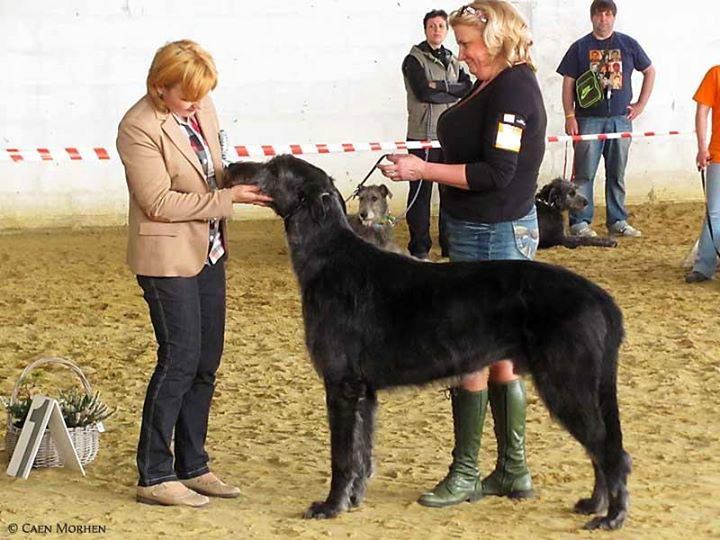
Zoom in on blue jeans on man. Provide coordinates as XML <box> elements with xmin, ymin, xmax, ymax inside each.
<box><xmin>690</xmin><ymin>163</ymin><xmax>720</xmax><ymax>280</ymax></box>
<box><xmin>569</xmin><ymin>116</ymin><xmax>638</xmax><ymax>235</ymax></box>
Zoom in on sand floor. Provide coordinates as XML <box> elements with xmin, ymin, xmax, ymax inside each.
<box><xmin>0</xmin><ymin>202</ymin><xmax>719</xmax><ymax>539</ymax></box>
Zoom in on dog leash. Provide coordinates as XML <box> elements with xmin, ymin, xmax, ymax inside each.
<box><xmin>700</xmin><ymin>167</ymin><xmax>720</xmax><ymax>257</ymax></box>
<box><xmin>345</xmin><ymin>153</ymin><xmax>391</xmax><ymax>203</ymax></box>
<box><xmin>392</xmin><ymin>179</ymin><xmax>425</xmax><ymax>223</ymax></box>
<box><xmin>394</xmin><ymin>146</ymin><xmax>432</xmax><ymax>222</ymax></box>
<box><xmin>346</xmin><ymin>152</ymin><xmax>424</xmax><ymax>225</ymax></box>
<box><xmin>563</xmin><ymin>140</ymin><xmax>575</xmax><ymax>181</ymax></box>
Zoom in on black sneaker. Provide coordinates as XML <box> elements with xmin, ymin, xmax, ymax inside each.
<box><xmin>685</xmin><ymin>270</ymin><xmax>710</xmax><ymax>283</ymax></box>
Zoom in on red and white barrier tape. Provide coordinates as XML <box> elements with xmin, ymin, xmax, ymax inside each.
<box><xmin>234</xmin><ymin>140</ymin><xmax>439</xmax><ymax>157</ymax></box>
<box><xmin>1</xmin><ymin>131</ymin><xmax>692</xmax><ymax>162</ymax></box>
<box><xmin>1</xmin><ymin>147</ymin><xmax>114</xmax><ymax>162</ymax></box>
<box><xmin>545</xmin><ymin>130</ymin><xmax>689</xmax><ymax>143</ymax></box>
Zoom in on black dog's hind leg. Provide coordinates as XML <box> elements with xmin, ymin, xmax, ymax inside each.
<box><xmin>531</xmin><ymin>347</ymin><xmax>629</xmax><ymax>529</ymax></box>
<box><xmin>536</xmin><ymin>379</ymin><xmax>618</xmax><ymax>527</ymax></box>
<box><xmin>349</xmin><ymin>385</ymin><xmax>377</xmax><ymax>508</ymax></box>
<box><xmin>304</xmin><ymin>379</ymin><xmax>366</xmax><ymax>519</ymax></box>
<box><xmin>583</xmin><ymin>370</ymin><xmax>631</xmax><ymax>530</ymax></box>
<box><xmin>574</xmin><ymin>460</ymin><xmax>608</xmax><ymax>514</ymax></box>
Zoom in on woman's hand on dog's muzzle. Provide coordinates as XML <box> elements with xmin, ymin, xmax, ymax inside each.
<box><xmin>229</xmin><ymin>184</ymin><xmax>274</xmax><ymax>206</ymax></box>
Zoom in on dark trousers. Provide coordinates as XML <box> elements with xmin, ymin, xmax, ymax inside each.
<box><xmin>406</xmin><ymin>146</ymin><xmax>447</xmax><ymax>257</ymax></box>
<box><xmin>135</xmin><ymin>259</ymin><xmax>226</xmax><ymax>487</ymax></box>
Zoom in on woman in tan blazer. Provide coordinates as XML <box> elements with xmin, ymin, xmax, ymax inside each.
<box><xmin>116</xmin><ymin>40</ymin><xmax>271</xmax><ymax>508</ymax></box>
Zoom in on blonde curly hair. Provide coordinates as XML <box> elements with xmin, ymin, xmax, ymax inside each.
<box><xmin>449</xmin><ymin>1</ymin><xmax>535</xmax><ymax>71</ymax></box>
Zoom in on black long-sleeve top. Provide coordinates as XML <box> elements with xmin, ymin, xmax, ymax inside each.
<box><xmin>402</xmin><ymin>43</ymin><xmax>473</xmax><ymax>104</ymax></box>
<box><xmin>437</xmin><ymin>64</ymin><xmax>547</xmax><ymax>223</ymax></box>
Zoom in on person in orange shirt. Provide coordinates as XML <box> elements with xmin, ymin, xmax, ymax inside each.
<box><xmin>686</xmin><ymin>66</ymin><xmax>720</xmax><ymax>283</ymax></box>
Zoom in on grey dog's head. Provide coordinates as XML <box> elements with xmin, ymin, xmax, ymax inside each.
<box><xmin>225</xmin><ymin>155</ymin><xmax>346</xmax><ymax>220</ymax></box>
<box><xmin>537</xmin><ymin>178</ymin><xmax>588</xmax><ymax>212</ymax></box>
<box><xmin>355</xmin><ymin>184</ymin><xmax>392</xmax><ymax>226</ymax></box>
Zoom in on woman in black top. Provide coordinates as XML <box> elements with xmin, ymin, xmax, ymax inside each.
<box><xmin>381</xmin><ymin>0</ymin><xmax>547</xmax><ymax>508</ymax></box>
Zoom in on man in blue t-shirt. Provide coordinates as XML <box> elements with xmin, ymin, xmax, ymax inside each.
<box><xmin>557</xmin><ymin>0</ymin><xmax>655</xmax><ymax>238</ymax></box>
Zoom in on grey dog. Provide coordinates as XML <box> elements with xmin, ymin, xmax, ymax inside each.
<box><xmin>347</xmin><ymin>184</ymin><xmax>404</xmax><ymax>254</ymax></box>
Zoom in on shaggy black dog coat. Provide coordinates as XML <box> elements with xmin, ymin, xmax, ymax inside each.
<box><xmin>537</xmin><ymin>178</ymin><xmax>618</xmax><ymax>249</ymax></box>
<box><xmin>225</xmin><ymin>157</ymin><xmax>631</xmax><ymax>530</ymax></box>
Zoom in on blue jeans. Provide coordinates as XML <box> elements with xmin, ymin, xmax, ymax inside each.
<box><xmin>135</xmin><ymin>259</ymin><xmax>226</xmax><ymax>487</ymax></box>
<box><xmin>443</xmin><ymin>205</ymin><xmax>539</xmax><ymax>262</ymax></box>
<box><xmin>692</xmin><ymin>163</ymin><xmax>720</xmax><ymax>278</ymax></box>
<box><xmin>570</xmin><ymin>115</ymin><xmax>632</xmax><ymax>228</ymax></box>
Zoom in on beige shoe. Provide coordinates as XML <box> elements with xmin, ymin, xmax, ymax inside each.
<box><xmin>136</xmin><ymin>481</ymin><xmax>210</xmax><ymax>507</ymax></box>
<box><xmin>181</xmin><ymin>472</ymin><xmax>241</xmax><ymax>498</ymax></box>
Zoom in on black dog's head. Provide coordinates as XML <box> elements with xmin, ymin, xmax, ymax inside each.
<box><xmin>225</xmin><ymin>155</ymin><xmax>346</xmax><ymax>221</ymax></box>
<box><xmin>536</xmin><ymin>178</ymin><xmax>587</xmax><ymax>212</ymax></box>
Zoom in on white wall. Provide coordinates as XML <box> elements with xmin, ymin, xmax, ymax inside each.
<box><xmin>1</xmin><ymin>0</ymin><xmax>718</xmax><ymax>227</ymax></box>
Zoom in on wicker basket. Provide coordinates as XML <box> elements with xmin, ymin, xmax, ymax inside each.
<box><xmin>4</xmin><ymin>356</ymin><xmax>101</xmax><ymax>468</ymax></box>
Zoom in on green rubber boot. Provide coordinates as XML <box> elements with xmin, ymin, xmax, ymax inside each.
<box><xmin>417</xmin><ymin>388</ymin><xmax>488</xmax><ymax>507</ymax></box>
<box><xmin>482</xmin><ymin>380</ymin><xmax>534</xmax><ymax>499</ymax></box>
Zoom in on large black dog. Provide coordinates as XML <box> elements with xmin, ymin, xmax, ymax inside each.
<box><xmin>537</xmin><ymin>178</ymin><xmax>618</xmax><ymax>249</ymax></box>
<box><xmin>226</xmin><ymin>156</ymin><xmax>631</xmax><ymax>530</ymax></box>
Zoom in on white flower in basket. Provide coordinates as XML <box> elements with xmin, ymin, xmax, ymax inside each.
<box><xmin>3</xmin><ymin>357</ymin><xmax>115</xmax><ymax>468</ymax></box>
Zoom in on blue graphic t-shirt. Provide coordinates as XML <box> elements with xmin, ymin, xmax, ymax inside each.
<box><xmin>557</xmin><ymin>32</ymin><xmax>651</xmax><ymax>117</ymax></box>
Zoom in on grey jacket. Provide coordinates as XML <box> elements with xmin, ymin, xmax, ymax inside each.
<box><xmin>403</xmin><ymin>43</ymin><xmax>465</xmax><ymax>140</ymax></box>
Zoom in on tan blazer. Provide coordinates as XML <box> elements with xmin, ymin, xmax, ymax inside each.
<box><xmin>117</xmin><ymin>95</ymin><xmax>234</xmax><ymax>277</ymax></box>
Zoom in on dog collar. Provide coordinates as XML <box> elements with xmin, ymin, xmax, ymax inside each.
<box><xmin>360</xmin><ymin>215</ymin><xmax>397</xmax><ymax>229</ymax></box>
<box><xmin>377</xmin><ymin>215</ymin><xmax>398</xmax><ymax>226</ymax></box>
<box><xmin>535</xmin><ymin>197</ymin><xmax>557</xmax><ymax>210</ymax></box>
<box><xmin>282</xmin><ymin>198</ymin><xmax>306</xmax><ymax>221</ymax></box>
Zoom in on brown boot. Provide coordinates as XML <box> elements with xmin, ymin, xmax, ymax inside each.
<box><xmin>136</xmin><ymin>481</ymin><xmax>210</xmax><ymax>507</ymax></box>
<box><xmin>181</xmin><ymin>472</ymin><xmax>241</xmax><ymax>498</ymax></box>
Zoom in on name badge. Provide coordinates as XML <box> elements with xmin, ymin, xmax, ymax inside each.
<box><xmin>495</xmin><ymin>122</ymin><xmax>523</xmax><ymax>153</ymax></box>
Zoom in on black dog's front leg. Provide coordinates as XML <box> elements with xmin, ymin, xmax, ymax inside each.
<box><xmin>304</xmin><ymin>379</ymin><xmax>363</xmax><ymax>519</ymax></box>
<box><xmin>562</xmin><ymin>236</ymin><xmax>618</xmax><ymax>249</ymax></box>
<box><xmin>349</xmin><ymin>386</ymin><xmax>377</xmax><ymax>507</ymax></box>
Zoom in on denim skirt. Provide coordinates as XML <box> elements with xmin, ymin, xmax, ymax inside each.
<box><xmin>442</xmin><ymin>205</ymin><xmax>539</xmax><ymax>262</ymax></box>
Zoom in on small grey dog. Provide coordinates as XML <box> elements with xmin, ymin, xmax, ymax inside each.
<box><xmin>348</xmin><ymin>185</ymin><xmax>404</xmax><ymax>254</ymax></box>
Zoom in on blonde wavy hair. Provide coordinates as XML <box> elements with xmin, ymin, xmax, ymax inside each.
<box><xmin>146</xmin><ymin>39</ymin><xmax>218</xmax><ymax>113</ymax></box>
<box><xmin>449</xmin><ymin>1</ymin><xmax>535</xmax><ymax>71</ymax></box>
